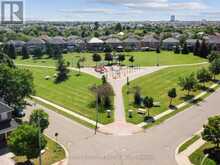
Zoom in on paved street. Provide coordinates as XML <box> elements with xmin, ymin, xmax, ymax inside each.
<box><xmin>26</xmin><ymin>88</ymin><xmax>220</xmax><ymax>165</ymax></box>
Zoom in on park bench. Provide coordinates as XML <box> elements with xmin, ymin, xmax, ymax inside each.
<box><xmin>153</xmin><ymin>101</ymin><xmax>161</xmax><ymax>107</ymax></box>
<box><xmin>137</xmin><ymin>108</ymin><xmax>146</xmax><ymax>115</ymax></box>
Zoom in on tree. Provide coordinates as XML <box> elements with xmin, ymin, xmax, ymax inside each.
<box><xmin>118</xmin><ymin>54</ymin><xmax>125</xmax><ymax>65</ymax></box>
<box><xmin>0</xmin><ymin>65</ymin><xmax>34</xmax><ymax>108</ymax></box>
<box><xmin>134</xmin><ymin>87</ymin><xmax>142</xmax><ymax>107</ymax></box>
<box><xmin>104</xmin><ymin>96</ymin><xmax>111</xmax><ymax>108</ymax></box>
<box><xmin>92</xmin><ymin>53</ymin><xmax>101</xmax><ymax>67</ymax></box>
<box><xmin>0</xmin><ymin>52</ymin><xmax>15</xmax><ymax>68</ymax></box>
<box><xmin>56</xmin><ymin>57</ymin><xmax>70</xmax><ymax>82</ymax></box>
<box><xmin>8</xmin><ymin>124</ymin><xmax>47</xmax><ymax>163</ymax></box>
<box><xmin>29</xmin><ymin>109</ymin><xmax>49</xmax><ymax>132</ymax></box>
<box><xmin>209</xmin><ymin>58</ymin><xmax>220</xmax><ymax>80</ymax></box>
<box><xmin>200</xmin><ymin>40</ymin><xmax>209</xmax><ymax>58</ymax></box>
<box><xmin>208</xmin><ymin>52</ymin><xmax>220</xmax><ymax>63</ymax></box>
<box><xmin>193</xmin><ymin>40</ymin><xmax>200</xmax><ymax>56</ymax></box>
<box><xmin>77</xmin><ymin>59</ymin><xmax>81</xmax><ymax>76</ymax></box>
<box><xmin>196</xmin><ymin>68</ymin><xmax>212</xmax><ymax>87</ymax></box>
<box><xmin>182</xmin><ymin>43</ymin><xmax>189</xmax><ymax>54</ymax></box>
<box><xmin>143</xmin><ymin>96</ymin><xmax>154</xmax><ymax>117</ymax></box>
<box><xmin>102</xmin><ymin>75</ymin><xmax>107</xmax><ymax>84</ymax></box>
<box><xmin>94</xmin><ymin>21</ymin><xmax>99</xmax><ymax>30</ymax></box>
<box><xmin>115</xmin><ymin>23</ymin><xmax>122</xmax><ymax>32</ymax></box>
<box><xmin>178</xmin><ymin>73</ymin><xmax>198</xmax><ymax>95</ymax></box>
<box><xmin>168</xmin><ymin>88</ymin><xmax>177</xmax><ymax>107</ymax></box>
<box><xmin>21</xmin><ymin>45</ymin><xmax>29</xmax><ymax>59</ymax></box>
<box><xmin>202</xmin><ymin>116</ymin><xmax>220</xmax><ymax>148</ymax></box>
<box><xmin>32</xmin><ymin>48</ymin><xmax>43</xmax><ymax>59</ymax></box>
<box><xmin>174</xmin><ymin>45</ymin><xmax>180</xmax><ymax>54</ymax></box>
<box><xmin>8</xmin><ymin>44</ymin><xmax>16</xmax><ymax>59</ymax></box>
<box><xmin>104</xmin><ymin>53</ymin><xmax>113</xmax><ymax>65</ymax></box>
<box><xmin>129</xmin><ymin>56</ymin><xmax>135</xmax><ymax>67</ymax></box>
<box><xmin>156</xmin><ymin>47</ymin><xmax>161</xmax><ymax>53</ymax></box>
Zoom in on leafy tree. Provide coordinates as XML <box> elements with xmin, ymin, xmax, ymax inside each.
<box><xmin>0</xmin><ymin>52</ymin><xmax>15</xmax><ymax>68</ymax></box>
<box><xmin>8</xmin><ymin>124</ymin><xmax>47</xmax><ymax>163</ymax></box>
<box><xmin>21</xmin><ymin>45</ymin><xmax>29</xmax><ymax>59</ymax></box>
<box><xmin>208</xmin><ymin>52</ymin><xmax>220</xmax><ymax>63</ymax></box>
<box><xmin>202</xmin><ymin>116</ymin><xmax>220</xmax><ymax>148</ymax></box>
<box><xmin>182</xmin><ymin>43</ymin><xmax>189</xmax><ymax>54</ymax></box>
<box><xmin>56</xmin><ymin>57</ymin><xmax>70</xmax><ymax>82</ymax></box>
<box><xmin>134</xmin><ymin>87</ymin><xmax>142</xmax><ymax>107</ymax></box>
<box><xmin>8</xmin><ymin>44</ymin><xmax>16</xmax><ymax>59</ymax></box>
<box><xmin>94</xmin><ymin>21</ymin><xmax>100</xmax><ymax>30</ymax></box>
<box><xmin>174</xmin><ymin>45</ymin><xmax>180</xmax><ymax>54</ymax></box>
<box><xmin>115</xmin><ymin>23</ymin><xmax>122</xmax><ymax>32</ymax></box>
<box><xmin>102</xmin><ymin>75</ymin><xmax>107</xmax><ymax>84</ymax></box>
<box><xmin>168</xmin><ymin>88</ymin><xmax>177</xmax><ymax>107</ymax></box>
<box><xmin>77</xmin><ymin>59</ymin><xmax>81</xmax><ymax>75</ymax></box>
<box><xmin>156</xmin><ymin>47</ymin><xmax>161</xmax><ymax>53</ymax></box>
<box><xmin>129</xmin><ymin>56</ymin><xmax>135</xmax><ymax>67</ymax></box>
<box><xmin>104</xmin><ymin>53</ymin><xmax>113</xmax><ymax>65</ymax></box>
<box><xmin>32</xmin><ymin>48</ymin><xmax>43</xmax><ymax>59</ymax></box>
<box><xmin>29</xmin><ymin>109</ymin><xmax>49</xmax><ymax>132</ymax></box>
<box><xmin>178</xmin><ymin>73</ymin><xmax>198</xmax><ymax>95</ymax></box>
<box><xmin>92</xmin><ymin>53</ymin><xmax>102</xmax><ymax>67</ymax></box>
<box><xmin>209</xmin><ymin>58</ymin><xmax>220</xmax><ymax>80</ymax></box>
<box><xmin>193</xmin><ymin>40</ymin><xmax>200</xmax><ymax>56</ymax></box>
<box><xmin>104</xmin><ymin>96</ymin><xmax>111</xmax><ymax>108</ymax></box>
<box><xmin>200</xmin><ymin>40</ymin><xmax>209</xmax><ymax>58</ymax></box>
<box><xmin>118</xmin><ymin>54</ymin><xmax>125</xmax><ymax>65</ymax></box>
<box><xmin>196</xmin><ymin>68</ymin><xmax>212</xmax><ymax>86</ymax></box>
<box><xmin>143</xmin><ymin>96</ymin><xmax>154</xmax><ymax>117</ymax></box>
<box><xmin>0</xmin><ymin>65</ymin><xmax>34</xmax><ymax>108</ymax></box>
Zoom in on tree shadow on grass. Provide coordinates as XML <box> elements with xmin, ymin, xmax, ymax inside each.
<box><xmin>180</xmin><ymin>95</ymin><xmax>194</xmax><ymax>102</ymax></box>
<box><xmin>204</xmin><ymin>147</ymin><xmax>220</xmax><ymax>164</ymax></box>
<box><xmin>144</xmin><ymin>116</ymin><xmax>155</xmax><ymax>123</ymax></box>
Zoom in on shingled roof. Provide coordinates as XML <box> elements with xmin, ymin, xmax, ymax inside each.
<box><xmin>0</xmin><ymin>102</ymin><xmax>13</xmax><ymax>113</ymax></box>
<box><xmin>105</xmin><ymin>38</ymin><xmax>122</xmax><ymax>44</ymax></box>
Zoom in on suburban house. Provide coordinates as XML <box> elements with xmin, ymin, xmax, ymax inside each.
<box><xmin>47</xmin><ymin>36</ymin><xmax>67</xmax><ymax>52</ymax></box>
<box><xmin>7</xmin><ymin>40</ymin><xmax>26</xmax><ymax>52</ymax></box>
<box><xmin>141</xmin><ymin>35</ymin><xmax>160</xmax><ymax>50</ymax></box>
<box><xmin>66</xmin><ymin>37</ymin><xmax>86</xmax><ymax>51</ymax></box>
<box><xmin>87</xmin><ymin>37</ymin><xmax>104</xmax><ymax>51</ymax></box>
<box><xmin>162</xmin><ymin>37</ymin><xmax>179</xmax><ymax>50</ymax></box>
<box><xmin>0</xmin><ymin>102</ymin><xmax>17</xmax><ymax>145</ymax></box>
<box><xmin>186</xmin><ymin>39</ymin><xmax>197</xmax><ymax>51</ymax></box>
<box><xmin>208</xmin><ymin>35</ymin><xmax>220</xmax><ymax>51</ymax></box>
<box><xmin>123</xmin><ymin>37</ymin><xmax>141</xmax><ymax>50</ymax></box>
<box><xmin>105</xmin><ymin>37</ymin><xmax>122</xmax><ymax>50</ymax></box>
<box><xmin>26</xmin><ymin>38</ymin><xmax>46</xmax><ymax>53</ymax></box>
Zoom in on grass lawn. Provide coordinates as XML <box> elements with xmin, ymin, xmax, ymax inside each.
<box><xmin>13</xmin><ymin>136</ymin><xmax>65</xmax><ymax>165</ymax></box>
<box><xmin>19</xmin><ymin>66</ymin><xmax>114</xmax><ymax>124</ymax></box>
<box><xmin>189</xmin><ymin>143</ymin><xmax>220</xmax><ymax>165</ymax></box>
<box><xmin>123</xmin><ymin>64</ymin><xmax>217</xmax><ymax>124</ymax></box>
<box><xmin>178</xmin><ymin>135</ymin><xmax>201</xmax><ymax>153</ymax></box>
<box><xmin>15</xmin><ymin>51</ymin><xmax>207</xmax><ymax>67</ymax></box>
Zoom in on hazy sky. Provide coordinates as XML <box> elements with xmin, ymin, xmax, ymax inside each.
<box><xmin>23</xmin><ymin>0</ymin><xmax>220</xmax><ymax>21</ymax></box>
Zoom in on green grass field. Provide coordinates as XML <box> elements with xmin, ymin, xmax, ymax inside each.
<box><xmin>20</xmin><ymin>66</ymin><xmax>114</xmax><ymax>124</ymax></box>
<box><xmin>15</xmin><ymin>51</ymin><xmax>207</xmax><ymax>67</ymax></box>
<box><xmin>122</xmin><ymin>64</ymin><xmax>216</xmax><ymax>124</ymax></box>
<box><xmin>178</xmin><ymin>135</ymin><xmax>201</xmax><ymax>153</ymax></box>
<box><xmin>189</xmin><ymin>143</ymin><xmax>220</xmax><ymax>165</ymax></box>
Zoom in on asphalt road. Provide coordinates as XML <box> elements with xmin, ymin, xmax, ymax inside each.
<box><xmin>26</xmin><ymin>88</ymin><xmax>220</xmax><ymax>165</ymax></box>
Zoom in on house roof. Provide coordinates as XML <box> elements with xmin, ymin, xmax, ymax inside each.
<box><xmin>48</xmin><ymin>36</ymin><xmax>66</xmax><ymax>45</ymax></box>
<box><xmin>105</xmin><ymin>38</ymin><xmax>122</xmax><ymax>44</ymax></box>
<box><xmin>27</xmin><ymin>38</ymin><xmax>45</xmax><ymax>45</ymax></box>
<box><xmin>123</xmin><ymin>37</ymin><xmax>140</xmax><ymax>43</ymax></box>
<box><xmin>0</xmin><ymin>102</ymin><xmax>13</xmax><ymax>113</ymax></box>
<box><xmin>142</xmin><ymin>36</ymin><xmax>159</xmax><ymax>43</ymax></box>
<box><xmin>88</xmin><ymin>37</ymin><xmax>104</xmax><ymax>44</ymax></box>
<box><xmin>38</xmin><ymin>35</ymin><xmax>51</xmax><ymax>42</ymax></box>
<box><xmin>67</xmin><ymin>35</ymin><xmax>80</xmax><ymax>41</ymax></box>
<box><xmin>163</xmin><ymin>37</ymin><xmax>179</xmax><ymax>43</ymax></box>
<box><xmin>208</xmin><ymin>35</ymin><xmax>220</xmax><ymax>44</ymax></box>
<box><xmin>7</xmin><ymin>40</ymin><xmax>26</xmax><ymax>46</ymax></box>
<box><xmin>0</xmin><ymin>119</ymin><xmax>18</xmax><ymax>135</ymax></box>
<box><xmin>186</xmin><ymin>39</ymin><xmax>199</xmax><ymax>44</ymax></box>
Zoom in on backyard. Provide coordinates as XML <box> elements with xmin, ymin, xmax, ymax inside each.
<box><xmin>122</xmin><ymin>64</ymin><xmax>218</xmax><ymax>124</ymax></box>
<box><xmin>15</xmin><ymin>51</ymin><xmax>207</xmax><ymax>67</ymax></box>
<box><xmin>19</xmin><ymin>66</ymin><xmax>114</xmax><ymax>124</ymax></box>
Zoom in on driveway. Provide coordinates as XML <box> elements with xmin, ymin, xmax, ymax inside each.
<box><xmin>25</xmin><ymin>88</ymin><xmax>220</xmax><ymax>165</ymax></box>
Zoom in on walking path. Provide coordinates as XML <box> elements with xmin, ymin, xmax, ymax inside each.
<box><xmin>17</xmin><ymin>62</ymin><xmax>208</xmax><ymax>135</ymax></box>
<box><xmin>175</xmin><ymin>138</ymin><xmax>205</xmax><ymax>165</ymax></box>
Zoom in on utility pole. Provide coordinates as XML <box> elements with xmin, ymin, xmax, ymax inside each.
<box><xmin>95</xmin><ymin>87</ymin><xmax>99</xmax><ymax>135</ymax></box>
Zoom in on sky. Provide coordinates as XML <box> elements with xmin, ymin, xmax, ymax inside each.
<box><xmin>21</xmin><ymin>0</ymin><xmax>220</xmax><ymax>21</ymax></box>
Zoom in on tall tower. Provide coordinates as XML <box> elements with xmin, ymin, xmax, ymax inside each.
<box><xmin>170</xmin><ymin>15</ymin><xmax>175</xmax><ymax>22</ymax></box>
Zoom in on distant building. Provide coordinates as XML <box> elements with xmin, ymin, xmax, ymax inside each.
<box><xmin>170</xmin><ymin>15</ymin><xmax>175</xmax><ymax>22</ymax></box>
